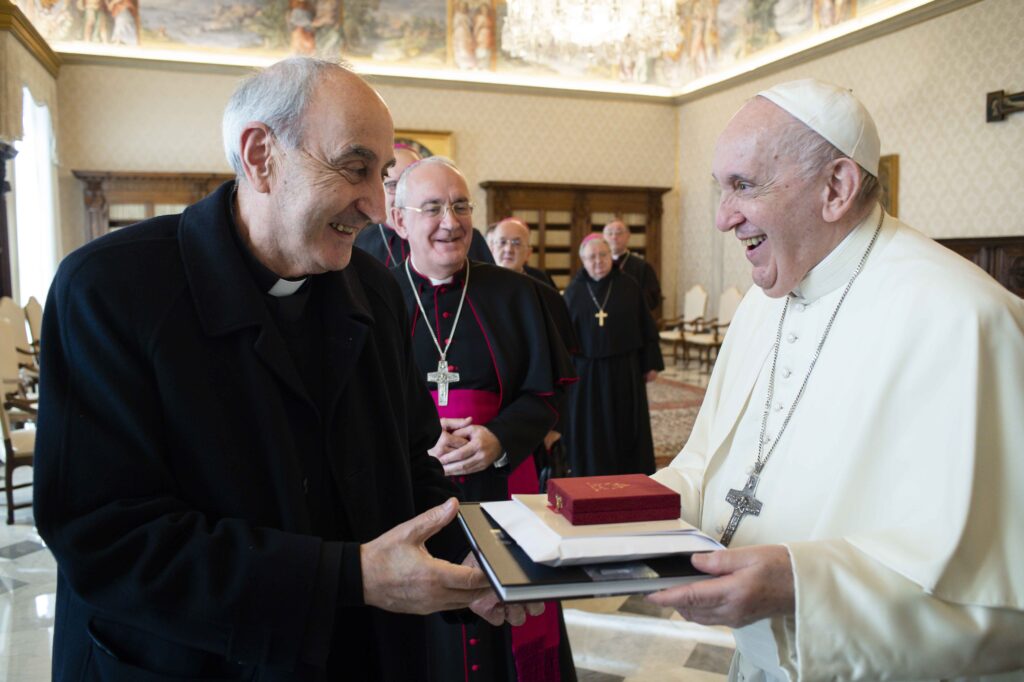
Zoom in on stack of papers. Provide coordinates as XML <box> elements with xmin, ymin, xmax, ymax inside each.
<box><xmin>481</xmin><ymin>494</ymin><xmax>721</xmax><ymax>567</ymax></box>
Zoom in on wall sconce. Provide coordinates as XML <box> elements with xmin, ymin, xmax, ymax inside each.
<box><xmin>986</xmin><ymin>90</ymin><xmax>1024</xmax><ymax>122</ymax></box>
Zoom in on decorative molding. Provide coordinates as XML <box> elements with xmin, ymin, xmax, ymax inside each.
<box><xmin>0</xmin><ymin>0</ymin><xmax>59</xmax><ymax>77</ymax></box>
<box><xmin>71</xmin><ymin>170</ymin><xmax>233</xmax><ymax>241</ymax></box>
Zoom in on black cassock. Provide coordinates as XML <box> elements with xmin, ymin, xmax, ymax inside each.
<box><xmin>613</xmin><ymin>250</ymin><xmax>662</xmax><ymax>312</ymax></box>
<box><xmin>353</xmin><ymin>222</ymin><xmax>408</xmax><ymax>267</ymax></box>
<box><xmin>524</xmin><ymin>264</ymin><xmax>557</xmax><ymax>290</ymax></box>
<box><xmin>522</xmin><ymin>266</ymin><xmax>579</xmax><ymax>486</ymax></box>
<box><xmin>394</xmin><ymin>260</ymin><xmax>577</xmax><ymax>682</ymax></box>
<box><xmin>356</xmin><ymin>222</ymin><xmax>496</xmax><ymax>267</ymax></box>
<box><xmin>564</xmin><ymin>268</ymin><xmax>664</xmax><ymax>477</ymax></box>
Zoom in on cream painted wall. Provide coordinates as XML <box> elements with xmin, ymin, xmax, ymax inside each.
<box><xmin>671</xmin><ymin>0</ymin><xmax>1024</xmax><ymax>316</ymax></box>
<box><xmin>55</xmin><ymin>63</ymin><xmax>679</xmax><ymax>305</ymax></box>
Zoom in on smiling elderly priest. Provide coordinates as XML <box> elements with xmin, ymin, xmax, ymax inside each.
<box><xmin>646</xmin><ymin>79</ymin><xmax>1024</xmax><ymax>680</ymax></box>
<box><xmin>390</xmin><ymin>156</ymin><xmax>577</xmax><ymax>682</ymax></box>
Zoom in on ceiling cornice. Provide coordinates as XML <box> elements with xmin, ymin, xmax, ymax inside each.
<box><xmin>0</xmin><ymin>0</ymin><xmax>60</xmax><ymax>78</ymax></box>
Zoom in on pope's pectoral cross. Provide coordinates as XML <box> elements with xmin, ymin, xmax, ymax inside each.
<box><xmin>595</xmin><ymin>309</ymin><xmax>608</xmax><ymax>327</ymax></box>
<box><xmin>720</xmin><ymin>473</ymin><xmax>763</xmax><ymax>546</ymax></box>
<box><xmin>427</xmin><ymin>359</ymin><xmax>460</xmax><ymax>407</ymax></box>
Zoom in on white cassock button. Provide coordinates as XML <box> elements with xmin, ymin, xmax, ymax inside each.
<box><xmin>782</xmin><ymin>367</ymin><xmax>793</xmax><ymax>379</ymax></box>
<box><xmin>794</xmin><ymin>302</ymin><xmax>806</xmax><ymax>312</ymax></box>
<box><xmin>774</xmin><ymin>401</ymin><xmax>784</xmax><ymax>412</ymax></box>
<box><xmin>786</xmin><ymin>333</ymin><xmax>798</xmax><ymax>343</ymax></box>
<box><xmin>761</xmin><ymin>434</ymin><xmax>772</xmax><ymax>444</ymax></box>
<box><xmin>715</xmin><ymin>524</ymin><xmax>724</xmax><ymax>534</ymax></box>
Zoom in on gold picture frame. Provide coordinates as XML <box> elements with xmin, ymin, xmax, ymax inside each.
<box><xmin>395</xmin><ymin>130</ymin><xmax>454</xmax><ymax>160</ymax></box>
<box><xmin>878</xmin><ymin>154</ymin><xmax>899</xmax><ymax>218</ymax></box>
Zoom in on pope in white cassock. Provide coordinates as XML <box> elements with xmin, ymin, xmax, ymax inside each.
<box><xmin>646</xmin><ymin>79</ymin><xmax>1024</xmax><ymax>680</ymax></box>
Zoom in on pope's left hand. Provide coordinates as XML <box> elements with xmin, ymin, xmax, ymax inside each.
<box><xmin>438</xmin><ymin>425</ymin><xmax>503</xmax><ymax>475</ymax></box>
<box><xmin>645</xmin><ymin>545</ymin><xmax>794</xmax><ymax>628</ymax></box>
<box><xmin>464</xmin><ymin>553</ymin><xmax>545</xmax><ymax>626</ymax></box>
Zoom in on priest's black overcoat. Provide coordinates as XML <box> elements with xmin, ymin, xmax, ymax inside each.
<box><xmin>34</xmin><ymin>182</ymin><xmax>464</xmax><ymax>681</ymax></box>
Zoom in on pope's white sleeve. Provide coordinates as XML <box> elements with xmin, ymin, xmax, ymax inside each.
<box><xmin>781</xmin><ymin>538</ymin><xmax>1024</xmax><ymax>680</ymax></box>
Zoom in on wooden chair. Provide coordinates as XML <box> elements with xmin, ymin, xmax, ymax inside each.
<box><xmin>0</xmin><ymin>319</ymin><xmax>35</xmax><ymax>524</ymax></box>
<box><xmin>658</xmin><ymin>285</ymin><xmax>708</xmax><ymax>365</ymax></box>
<box><xmin>0</xmin><ymin>392</ymin><xmax>34</xmax><ymax>525</ymax></box>
<box><xmin>24</xmin><ymin>296</ymin><xmax>43</xmax><ymax>357</ymax></box>
<box><xmin>683</xmin><ymin>286</ymin><xmax>745</xmax><ymax>371</ymax></box>
<box><xmin>0</xmin><ymin>318</ymin><xmax>36</xmax><ymax>425</ymax></box>
<box><xmin>0</xmin><ymin>297</ymin><xmax>38</xmax><ymax>383</ymax></box>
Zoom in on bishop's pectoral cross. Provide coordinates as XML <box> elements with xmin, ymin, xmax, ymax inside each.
<box><xmin>595</xmin><ymin>309</ymin><xmax>608</xmax><ymax>327</ymax></box>
<box><xmin>720</xmin><ymin>473</ymin><xmax>763</xmax><ymax>546</ymax></box>
<box><xmin>427</xmin><ymin>359</ymin><xmax>460</xmax><ymax>407</ymax></box>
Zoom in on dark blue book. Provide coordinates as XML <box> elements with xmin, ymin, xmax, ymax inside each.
<box><xmin>458</xmin><ymin>502</ymin><xmax>711</xmax><ymax>603</ymax></box>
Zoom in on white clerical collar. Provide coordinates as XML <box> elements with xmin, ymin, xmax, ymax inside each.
<box><xmin>792</xmin><ymin>203</ymin><xmax>883</xmax><ymax>302</ymax></box>
<box><xmin>409</xmin><ymin>255</ymin><xmax>455</xmax><ymax>286</ymax></box>
<box><xmin>267</xmin><ymin>277</ymin><xmax>307</xmax><ymax>297</ymax></box>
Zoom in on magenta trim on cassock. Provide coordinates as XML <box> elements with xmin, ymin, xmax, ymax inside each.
<box><xmin>430</xmin><ymin>389</ymin><xmax>500</xmax><ymax>423</ymax></box>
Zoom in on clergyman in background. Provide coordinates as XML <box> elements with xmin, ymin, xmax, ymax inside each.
<box><xmin>563</xmin><ymin>233</ymin><xmax>663</xmax><ymax>478</ymax></box>
<box><xmin>603</xmin><ymin>217</ymin><xmax>662</xmax><ymax>312</ymax></box>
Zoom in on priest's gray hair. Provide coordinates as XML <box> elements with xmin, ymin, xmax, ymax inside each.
<box><xmin>774</xmin><ymin>114</ymin><xmax>881</xmax><ymax>208</ymax></box>
<box><xmin>393</xmin><ymin>156</ymin><xmax>464</xmax><ymax>209</ymax></box>
<box><xmin>222</xmin><ymin>57</ymin><xmax>350</xmax><ymax>178</ymax></box>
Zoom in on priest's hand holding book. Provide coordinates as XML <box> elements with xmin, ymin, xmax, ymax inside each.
<box><xmin>646</xmin><ymin>544</ymin><xmax>795</xmax><ymax>628</ymax></box>
<box><xmin>428</xmin><ymin>416</ymin><xmax>503</xmax><ymax>475</ymax></box>
<box><xmin>360</xmin><ymin>497</ymin><xmax>543</xmax><ymax>625</ymax></box>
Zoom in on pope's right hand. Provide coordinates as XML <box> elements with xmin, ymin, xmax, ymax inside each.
<box><xmin>361</xmin><ymin>498</ymin><xmax>492</xmax><ymax>614</ymax></box>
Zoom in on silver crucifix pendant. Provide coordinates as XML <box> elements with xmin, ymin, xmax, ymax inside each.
<box><xmin>426</xmin><ymin>359</ymin><xmax>460</xmax><ymax>406</ymax></box>
<box><xmin>720</xmin><ymin>472</ymin><xmax>763</xmax><ymax>546</ymax></box>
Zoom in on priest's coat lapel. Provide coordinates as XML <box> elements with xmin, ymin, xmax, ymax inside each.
<box><xmin>319</xmin><ymin>266</ymin><xmax>372</xmax><ymax>421</ymax></box>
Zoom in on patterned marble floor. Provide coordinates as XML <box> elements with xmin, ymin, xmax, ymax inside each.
<box><xmin>0</xmin><ymin>350</ymin><xmax>720</xmax><ymax>681</ymax></box>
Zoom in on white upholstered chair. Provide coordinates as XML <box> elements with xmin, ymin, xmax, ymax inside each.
<box><xmin>683</xmin><ymin>286</ymin><xmax>746</xmax><ymax>371</ymax></box>
<box><xmin>658</xmin><ymin>285</ymin><xmax>709</xmax><ymax>365</ymax></box>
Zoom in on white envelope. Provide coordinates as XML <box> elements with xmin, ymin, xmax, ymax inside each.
<box><xmin>480</xmin><ymin>494</ymin><xmax>722</xmax><ymax>566</ymax></box>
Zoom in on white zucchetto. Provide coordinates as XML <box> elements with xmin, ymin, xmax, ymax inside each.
<box><xmin>758</xmin><ymin>78</ymin><xmax>881</xmax><ymax>176</ymax></box>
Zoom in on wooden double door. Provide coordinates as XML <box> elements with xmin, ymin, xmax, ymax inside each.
<box><xmin>480</xmin><ymin>181</ymin><xmax>670</xmax><ymax>306</ymax></box>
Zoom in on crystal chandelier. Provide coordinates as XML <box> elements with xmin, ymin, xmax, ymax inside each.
<box><xmin>502</xmin><ymin>0</ymin><xmax>683</xmax><ymax>65</ymax></box>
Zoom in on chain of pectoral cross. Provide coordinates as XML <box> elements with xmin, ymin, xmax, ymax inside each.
<box><xmin>378</xmin><ymin>224</ymin><xmax>403</xmax><ymax>266</ymax></box>
<box><xmin>404</xmin><ymin>258</ymin><xmax>471</xmax><ymax>407</ymax></box>
<box><xmin>720</xmin><ymin>212</ymin><xmax>884</xmax><ymax>546</ymax></box>
<box><xmin>585</xmin><ymin>280</ymin><xmax>614</xmax><ymax>328</ymax></box>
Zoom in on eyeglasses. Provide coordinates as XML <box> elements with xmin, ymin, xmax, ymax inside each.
<box><xmin>399</xmin><ymin>201</ymin><xmax>475</xmax><ymax>220</ymax></box>
<box><xmin>494</xmin><ymin>238</ymin><xmax>524</xmax><ymax>249</ymax></box>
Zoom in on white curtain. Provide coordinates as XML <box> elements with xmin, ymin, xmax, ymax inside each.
<box><xmin>12</xmin><ymin>85</ymin><xmax>60</xmax><ymax>306</ymax></box>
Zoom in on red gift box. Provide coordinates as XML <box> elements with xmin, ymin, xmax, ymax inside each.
<box><xmin>546</xmin><ymin>474</ymin><xmax>680</xmax><ymax>525</ymax></box>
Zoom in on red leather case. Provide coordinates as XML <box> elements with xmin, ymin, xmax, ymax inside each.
<box><xmin>546</xmin><ymin>474</ymin><xmax>680</xmax><ymax>525</ymax></box>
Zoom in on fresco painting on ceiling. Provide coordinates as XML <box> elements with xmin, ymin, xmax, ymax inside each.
<box><xmin>13</xmin><ymin>0</ymin><xmax>914</xmax><ymax>92</ymax></box>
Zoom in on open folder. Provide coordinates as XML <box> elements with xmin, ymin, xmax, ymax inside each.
<box><xmin>458</xmin><ymin>502</ymin><xmax>720</xmax><ymax>603</ymax></box>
